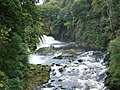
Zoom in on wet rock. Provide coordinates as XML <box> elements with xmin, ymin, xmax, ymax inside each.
<box><xmin>51</xmin><ymin>63</ymin><xmax>55</xmax><ymax>66</ymax></box>
<box><xmin>59</xmin><ymin>68</ymin><xmax>64</xmax><ymax>73</ymax></box>
<box><xmin>104</xmin><ymin>52</ymin><xmax>110</xmax><ymax>62</ymax></box>
<box><xmin>93</xmin><ymin>51</ymin><xmax>102</xmax><ymax>55</ymax></box>
<box><xmin>84</xmin><ymin>83</ymin><xmax>90</xmax><ymax>90</ymax></box>
<box><xmin>106</xmin><ymin>71</ymin><xmax>109</xmax><ymax>75</ymax></box>
<box><xmin>74</xmin><ymin>62</ymin><xmax>79</xmax><ymax>64</ymax></box>
<box><xmin>54</xmin><ymin>88</ymin><xmax>58</xmax><ymax>90</ymax></box>
<box><xmin>68</xmin><ymin>71</ymin><xmax>71</xmax><ymax>73</ymax></box>
<box><xmin>47</xmin><ymin>83</ymin><xmax>54</xmax><ymax>87</ymax></box>
<box><xmin>63</xmin><ymin>65</ymin><xmax>67</xmax><ymax>68</ymax></box>
<box><xmin>62</xmin><ymin>54</ymin><xmax>75</xmax><ymax>57</ymax></box>
<box><xmin>51</xmin><ymin>80</ymin><xmax>55</xmax><ymax>82</ymax></box>
<box><xmin>43</xmin><ymin>85</ymin><xmax>46</xmax><ymax>88</ymax></box>
<box><xmin>56</xmin><ymin>64</ymin><xmax>61</xmax><ymax>66</ymax></box>
<box><xmin>78</xmin><ymin>59</ymin><xmax>83</xmax><ymax>63</ymax></box>
<box><xmin>52</xmin><ymin>69</ymin><xmax>55</xmax><ymax>72</ymax></box>
<box><xmin>61</xmin><ymin>87</ymin><xmax>66</xmax><ymax>89</ymax></box>
<box><xmin>58</xmin><ymin>86</ymin><xmax>62</xmax><ymax>88</ymax></box>
<box><xmin>53</xmin><ymin>55</ymin><xmax>62</xmax><ymax>59</ymax></box>
<box><xmin>52</xmin><ymin>72</ymin><xmax>56</xmax><ymax>76</ymax></box>
<box><xmin>58</xmin><ymin>79</ymin><xmax>62</xmax><ymax>82</ymax></box>
<box><xmin>72</xmin><ymin>86</ymin><xmax>76</xmax><ymax>89</ymax></box>
<box><xmin>72</xmin><ymin>59</ymin><xmax>75</xmax><ymax>61</ymax></box>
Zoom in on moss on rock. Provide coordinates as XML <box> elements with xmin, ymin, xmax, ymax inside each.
<box><xmin>26</xmin><ymin>65</ymin><xmax>51</xmax><ymax>90</ymax></box>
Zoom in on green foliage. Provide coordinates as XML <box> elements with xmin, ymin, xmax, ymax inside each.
<box><xmin>0</xmin><ymin>83</ymin><xmax>4</xmax><ymax>88</ymax></box>
<box><xmin>71</xmin><ymin>0</ymin><xmax>91</xmax><ymax>19</ymax></box>
<box><xmin>92</xmin><ymin>0</ymin><xmax>105</xmax><ymax>12</ymax></box>
<box><xmin>36</xmin><ymin>3</ymin><xmax>60</xmax><ymax>35</ymax></box>
<box><xmin>108</xmin><ymin>40</ymin><xmax>120</xmax><ymax>54</ymax></box>
<box><xmin>0</xmin><ymin>0</ymin><xmax>44</xmax><ymax>89</ymax></box>
<box><xmin>24</xmin><ymin>20</ymin><xmax>43</xmax><ymax>51</ymax></box>
<box><xmin>0</xmin><ymin>70</ymin><xmax>5</xmax><ymax>89</ymax></box>
<box><xmin>0</xmin><ymin>26</ymin><xmax>11</xmax><ymax>43</ymax></box>
<box><xmin>107</xmin><ymin>37</ymin><xmax>120</xmax><ymax>89</ymax></box>
<box><xmin>4</xmin><ymin>77</ymin><xmax>24</xmax><ymax>90</ymax></box>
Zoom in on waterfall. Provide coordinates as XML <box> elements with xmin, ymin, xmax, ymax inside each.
<box><xmin>36</xmin><ymin>35</ymin><xmax>62</xmax><ymax>50</ymax></box>
<box><xmin>41</xmin><ymin>35</ymin><xmax>60</xmax><ymax>44</ymax></box>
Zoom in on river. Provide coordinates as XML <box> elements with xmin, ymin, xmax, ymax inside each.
<box><xmin>29</xmin><ymin>35</ymin><xmax>108</xmax><ymax>90</ymax></box>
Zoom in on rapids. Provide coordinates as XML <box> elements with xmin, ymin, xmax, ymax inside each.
<box><xmin>29</xmin><ymin>35</ymin><xmax>108</xmax><ymax>90</ymax></box>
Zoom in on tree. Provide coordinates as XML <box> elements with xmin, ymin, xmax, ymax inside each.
<box><xmin>0</xmin><ymin>0</ymin><xmax>43</xmax><ymax>89</ymax></box>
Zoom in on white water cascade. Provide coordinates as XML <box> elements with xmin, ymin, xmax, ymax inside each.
<box><xmin>36</xmin><ymin>35</ymin><xmax>64</xmax><ymax>50</ymax></box>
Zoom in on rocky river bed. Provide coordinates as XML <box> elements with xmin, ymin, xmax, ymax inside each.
<box><xmin>29</xmin><ymin>48</ymin><xmax>108</xmax><ymax>90</ymax></box>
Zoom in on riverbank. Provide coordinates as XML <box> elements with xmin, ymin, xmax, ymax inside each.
<box><xmin>26</xmin><ymin>65</ymin><xmax>50</xmax><ymax>90</ymax></box>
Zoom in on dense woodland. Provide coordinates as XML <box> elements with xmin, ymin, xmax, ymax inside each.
<box><xmin>0</xmin><ymin>0</ymin><xmax>120</xmax><ymax>90</ymax></box>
